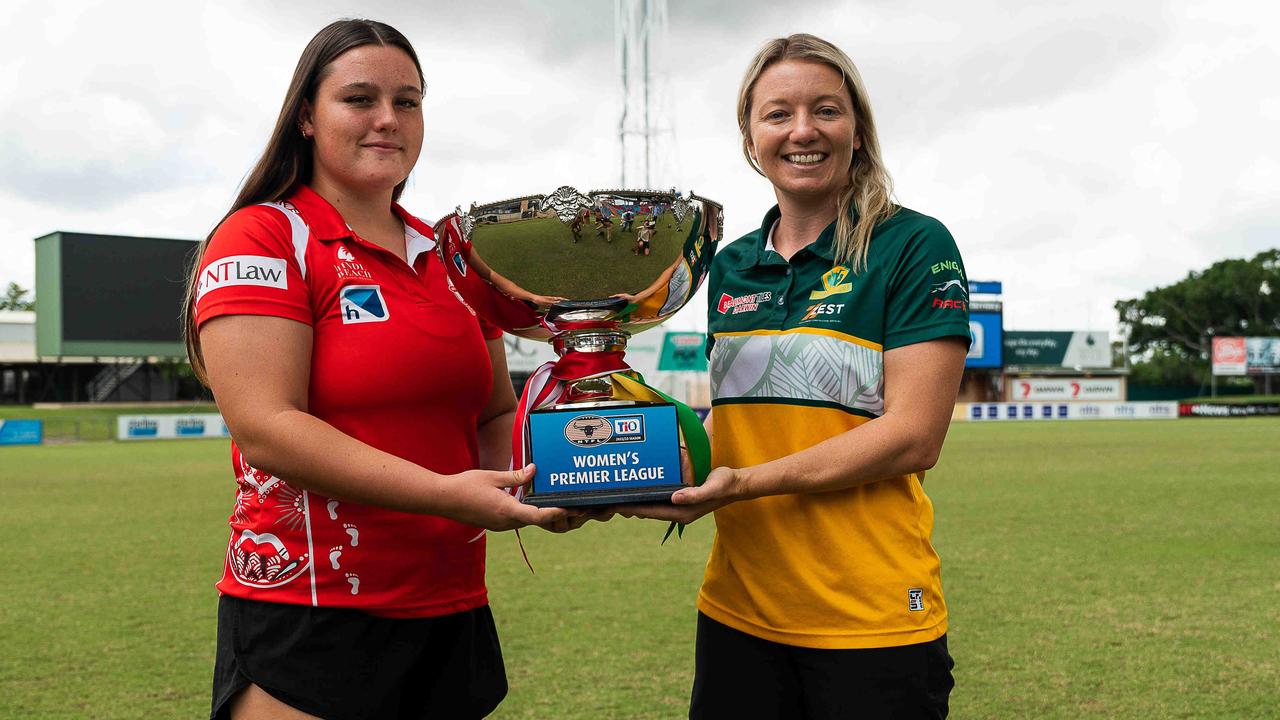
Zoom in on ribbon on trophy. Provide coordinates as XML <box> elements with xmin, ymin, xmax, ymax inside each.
<box><xmin>610</xmin><ymin>372</ymin><xmax>712</xmax><ymax>543</ymax></box>
<box><xmin>510</xmin><ymin>352</ymin><xmax>711</xmax><ymax>543</ymax></box>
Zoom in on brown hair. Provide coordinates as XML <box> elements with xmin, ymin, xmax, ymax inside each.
<box><xmin>183</xmin><ymin>19</ymin><xmax>424</xmax><ymax>384</ymax></box>
<box><xmin>737</xmin><ymin>33</ymin><xmax>895</xmax><ymax>270</ymax></box>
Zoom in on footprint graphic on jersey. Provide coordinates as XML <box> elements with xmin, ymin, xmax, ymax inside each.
<box><xmin>343</xmin><ymin>523</ymin><xmax>359</xmax><ymax>547</ymax></box>
<box><xmin>329</xmin><ymin>546</ymin><xmax>343</xmax><ymax>570</ymax></box>
<box><xmin>345</xmin><ymin>573</ymin><xmax>360</xmax><ymax>595</ymax></box>
<box><xmin>326</xmin><ymin>500</ymin><xmax>339</xmax><ymax>520</ymax></box>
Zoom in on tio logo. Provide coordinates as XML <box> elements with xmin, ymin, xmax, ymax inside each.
<box><xmin>610</xmin><ymin>415</ymin><xmax>646</xmax><ymax>443</ymax></box>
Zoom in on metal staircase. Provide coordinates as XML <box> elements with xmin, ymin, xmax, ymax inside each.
<box><xmin>88</xmin><ymin>360</ymin><xmax>145</xmax><ymax>402</ymax></box>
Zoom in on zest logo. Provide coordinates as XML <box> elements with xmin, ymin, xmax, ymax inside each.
<box><xmin>801</xmin><ymin>302</ymin><xmax>845</xmax><ymax>322</ymax></box>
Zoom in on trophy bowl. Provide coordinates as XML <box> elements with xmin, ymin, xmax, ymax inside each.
<box><xmin>434</xmin><ymin>187</ymin><xmax>722</xmax><ymax>507</ymax></box>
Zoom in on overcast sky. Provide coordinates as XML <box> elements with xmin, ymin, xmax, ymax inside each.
<box><xmin>1</xmin><ymin>0</ymin><xmax>1276</xmax><ymax>336</ymax></box>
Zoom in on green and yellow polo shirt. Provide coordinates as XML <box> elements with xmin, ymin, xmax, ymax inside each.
<box><xmin>701</xmin><ymin>204</ymin><xmax>970</xmax><ymax>649</ymax></box>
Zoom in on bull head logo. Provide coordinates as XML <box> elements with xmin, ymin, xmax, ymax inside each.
<box><xmin>564</xmin><ymin>414</ymin><xmax>612</xmax><ymax>447</ymax></box>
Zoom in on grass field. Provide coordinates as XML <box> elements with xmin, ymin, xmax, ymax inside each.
<box><xmin>2</xmin><ymin>419</ymin><xmax>1277</xmax><ymax>718</ymax></box>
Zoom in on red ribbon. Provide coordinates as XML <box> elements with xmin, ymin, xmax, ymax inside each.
<box><xmin>510</xmin><ymin>350</ymin><xmax>635</xmax><ymax>474</ymax></box>
<box><xmin>550</xmin><ymin>351</ymin><xmax>629</xmax><ymax>380</ymax></box>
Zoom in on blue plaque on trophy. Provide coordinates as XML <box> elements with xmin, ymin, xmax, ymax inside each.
<box><xmin>523</xmin><ymin>402</ymin><xmax>684</xmax><ymax>507</ymax></box>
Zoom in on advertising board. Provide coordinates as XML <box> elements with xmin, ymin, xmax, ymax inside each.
<box><xmin>1179</xmin><ymin>403</ymin><xmax>1280</xmax><ymax>417</ymax></box>
<box><xmin>658</xmin><ymin>332</ymin><xmax>708</xmax><ymax>371</ymax></box>
<box><xmin>1245</xmin><ymin>337</ymin><xmax>1280</xmax><ymax>374</ymax></box>
<box><xmin>1213</xmin><ymin>336</ymin><xmax>1280</xmax><ymax>376</ymax></box>
<box><xmin>964</xmin><ymin>401</ymin><xmax>1177</xmax><ymax>421</ymax></box>
<box><xmin>1211</xmin><ymin>337</ymin><xmax>1247</xmax><ymax>375</ymax></box>
<box><xmin>0</xmin><ymin>419</ymin><xmax>43</xmax><ymax>445</ymax></box>
<box><xmin>1008</xmin><ymin>377</ymin><xmax>1123</xmax><ymax>401</ymax></box>
<box><xmin>117</xmin><ymin>414</ymin><xmax>229</xmax><ymax>440</ymax></box>
<box><xmin>1004</xmin><ymin>331</ymin><xmax>1110</xmax><ymax>368</ymax></box>
<box><xmin>965</xmin><ymin>309</ymin><xmax>1003</xmax><ymax>369</ymax></box>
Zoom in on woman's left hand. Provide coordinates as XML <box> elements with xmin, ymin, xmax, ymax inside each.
<box><xmin>539</xmin><ymin>508</ymin><xmax>615</xmax><ymax>533</ymax></box>
<box><xmin>613</xmin><ymin>466</ymin><xmax>744</xmax><ymax>525</ymax></box>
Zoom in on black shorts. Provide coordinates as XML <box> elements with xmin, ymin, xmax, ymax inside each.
<box><xmin>690</xmin><ymin>613</ymin><xmax>954</xmax><ymax>720</ymax></box>
<box><xmin>211</xmin><ymin>595</ymin><xmax>507</xmax><ymax>720</ymax></box>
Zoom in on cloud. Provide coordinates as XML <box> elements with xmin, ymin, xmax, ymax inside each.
<box><xmin>0</xmin><ymin>0</ymin><xmax>1277</xmax><ymax>339</ymax></box>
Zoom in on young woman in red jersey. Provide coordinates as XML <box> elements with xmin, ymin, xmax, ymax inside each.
<box><xmin>183</xmin><ymin>19</ymin><xmax>584</xmax><ymax>720</ymax></box>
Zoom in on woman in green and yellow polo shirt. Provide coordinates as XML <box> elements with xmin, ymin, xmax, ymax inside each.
<box><xmin>623</xmin><ymin>33</ymin><xmax>971</xmax><ymax>718</ymax></box>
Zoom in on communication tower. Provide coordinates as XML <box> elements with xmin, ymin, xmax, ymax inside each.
<box><xmin>616</xmin><ymin>0</ymin><xmax>674</xmax><ymax>188</ymax></box>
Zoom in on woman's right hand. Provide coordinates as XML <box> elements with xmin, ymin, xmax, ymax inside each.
<box><xmin>440</xmin><ymin>464</ymin><xmax>570</xmax><ymax>531</ymax></box>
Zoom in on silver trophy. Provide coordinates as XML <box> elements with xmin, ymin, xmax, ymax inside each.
<box><xmin>435</xmin><ymin>187</ymin><xmax>722</xmax><ymax>507</ymax></box>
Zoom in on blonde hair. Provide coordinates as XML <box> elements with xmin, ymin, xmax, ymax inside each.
<box><xmin>737</xmin><ymin>33</ymin><xmax>895</xmax><ymax>270</ymax></box>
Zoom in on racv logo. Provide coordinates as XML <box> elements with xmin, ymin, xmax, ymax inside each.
<box><xmin>340</xmin><ymin>285</ymin><xmax>390</xmax><ymax>324</ymax></box>
<box><xmin>930</xmin><ymin>279</ymin><xmax>967</xmax><ymax>296</ymax></box>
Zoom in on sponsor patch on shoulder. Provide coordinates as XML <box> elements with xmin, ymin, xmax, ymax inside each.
<box><xmin>198</xmin><ymin>255</ymin><xmax>288</xmax><ymax>300</ymax></box>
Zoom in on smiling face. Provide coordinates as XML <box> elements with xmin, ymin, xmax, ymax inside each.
<box><xmin>300</xmin><ymin>44</ymin><xmax>424</xmax><ymax>199</ymax></box>
<box><xmin>747</xmin><ymin>59</ymin><xmax>860</xmax><ymax>212</ymax></box>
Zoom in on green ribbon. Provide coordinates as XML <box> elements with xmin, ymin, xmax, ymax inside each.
<box><xmin>610</xmin><ymin>371</ymin><xmax>711</xmax><ymax>542</ymax></box>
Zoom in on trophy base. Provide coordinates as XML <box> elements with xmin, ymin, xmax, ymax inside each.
<box><xmin>522</xmin><ymin>402</ymin><xmax>683</xmax><ymax>509</ymax></box>
<box><xmin>522</xmin><ymin>486</ymin><xmax>679</xmax><ymax>508</ymax></box>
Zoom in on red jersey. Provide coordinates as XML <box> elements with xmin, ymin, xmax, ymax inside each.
<box><xmin>195</xmin><ymin>185</ymin><xmax>501</xmax><ymax>618</ymax></box>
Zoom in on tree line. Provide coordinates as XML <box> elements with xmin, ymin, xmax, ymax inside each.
<box><xmin>1</xmin><ymin>282</ymin><xmax>34</xmax><ymax>311</ymax></box>
<box><xmin>1116</xmin><ymin>249</ymin><xmax>1279</xmax><ymax>388</ymax></box>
